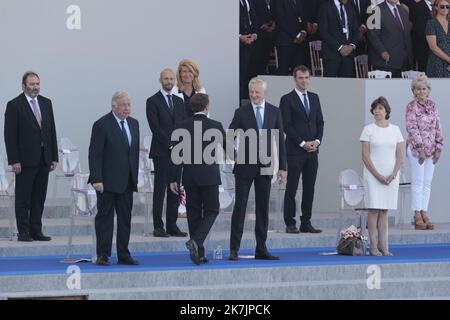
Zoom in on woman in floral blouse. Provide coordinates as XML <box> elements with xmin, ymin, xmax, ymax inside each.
<box><xmin>406</xmin><ymin>75</ymin><xmax>444</xmax><ymax>230</ymax></box>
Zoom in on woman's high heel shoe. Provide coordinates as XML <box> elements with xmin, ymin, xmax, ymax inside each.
<box><xmin>421</xmin><ymin>213</ymin><xmax>435</xmax><ymax>230</ymax></box>
<box><xmin>369</xmin><ymin>248</ymin><xmax>382</xmax><ymax>256</ymax></box>
<box><xmin>413</xmin><ymin>214</ymin><xmax>427</xmax><ymax>230</ymax></box>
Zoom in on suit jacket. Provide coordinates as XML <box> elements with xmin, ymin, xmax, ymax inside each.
<box><xmin>88</xmin><ymin>112</ymin><xmax>140</xmax><ymax>193</ymax></box>
<box><xmin>318</xmin><ymin>0</ymin><xmax>359</xmax><ymax>60</ymax></box>
<box><xmin>279</xmin><ymin>90</ymin><xmax>324</xmax><ymax>156</ymax></box>
<box><xmin>171</xmin><ymin>114</ymin><xmax>227</xmax><ymax>187</ymax></box>
<box><xmin>146</xmin><ymin>91</ymin><xmax>187</xmax><ymax>158</ymax></box>
<box><xmin>410</xmin><ymin>1</ymin><xmax>432</xmax><ymax>50</ymax></box>
<box><xmin>274</xmin><ymin>0</ymin><xmax>308</xmax><ymax>46</ymax></box>
<box><xmin>4</xmin><ymin>93</ymin><xmax>58</xmax><ymax>166</ymax></box>
<box><xmin>253</xmin><ymin>0</ymin><xmax>274</xmax><ymax>27</ymax></box>
<box><xmin>367</xmin><ymin>1</ymin><xmax>413</xmax><ymax>69</ymax></box>
<box><xmin>229</xmin><ymin>102</ymin><xmax>287</xmax><ymax>179</ymax></box>
<box><xmin>240</xmin><ymin>0</ymin><xmax>258</xmax><ymax>35</ymax></box>
<box><xmin>350</xmin><ymin>0</ymin><xmax>371</xmax><ymax>27</ymax></box>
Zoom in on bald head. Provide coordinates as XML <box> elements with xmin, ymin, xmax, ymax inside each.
<box><xmin>160</xmin><ymin>68</ymin><xmax>176</xmax><ymax>92</ymax></box>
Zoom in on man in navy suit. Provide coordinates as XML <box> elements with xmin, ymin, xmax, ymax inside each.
<box><xmin>170</xmin><ymin>93</ymin><xmax>229</xmax><ymax>265</ymax></box>
<box><xmin>4</xmin><ymin>71</ymin><xmax>58</xmax><ymax>242</ymax></box>
<box><xmin>228</xmin><ymin>77</ymin><xmax>287</xmax><ymax>261</ymax></box>
<box><xmin>88</xmin><ymin>91</ymin><xmax>140</xmax><ymax>266</ymax></box>
<box><xmin>279</xmin><ymin>65</ymin><xmax>324</xmax><ymax>234</ymax></box>
<box><xmin>146</xmin><ymin>69</ymin><xmax>188</xmax><ymax>238</ymax></box>
<box><xmin>318</xmin><ymin>0</ymin><xmax>359</xmax><ymax>77</ymax></box>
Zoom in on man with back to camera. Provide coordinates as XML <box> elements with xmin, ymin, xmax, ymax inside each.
<box><xmin>4</xmin><ymin>71</ymin><xmax>58</xmax><ymax>242</ymax></box>
<box><xmin>279</xmin><ymin>65</ymin><xmax>324</xmax><ymax>234</ymax></box>
<box><xmin>88</xmin><ymin>91</ymin><xmax>140</xmax><ymax>266</ymax></box>
<box><xmin>170</xmin><ymin>93</ymin><xmax>231</xmax><ymax>265</ymax></box>
<box><xmin>146</xmin><ymin>68</ymin><xmax>188</xmax><ymax>238</ymax></box>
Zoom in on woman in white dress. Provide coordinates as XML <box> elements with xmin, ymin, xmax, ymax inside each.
<box><xmin>360</xmin><ymin>97</ymin><xmax>404</xmax><ymax>256</ymax></box>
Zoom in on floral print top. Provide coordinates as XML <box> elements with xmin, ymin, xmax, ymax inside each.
<box><xmin>405</xmin><ymin>99</ymin><xmax>444</xmax><ymax>157</ymax></box>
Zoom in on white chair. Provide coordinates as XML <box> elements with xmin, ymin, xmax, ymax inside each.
<box><xmin>138</xmin><ymin>136</ymin><xmax>154</xmax><ymax>236</ymax></box>
<box><xmin>338</xmin><ymin>169</ymin><xmax>368</xmax><ymax>245</ymax></box>
<box><xmin>0</xmin><ymin>156</ymin><xmax>16</xmax><ymax>240</ymax></box>
<box><xmin>368</xmin><ymin>70</ymin><xmax>392</xmax><ymax>78</ymax></box>
<box><xmin>354</xmin><ymin>54</ymin><xmax>369</xmax><ymax>78</ymax></box>
<box><xmin>64</xmin><ymin>173</ymin><xmax>97</xmax><ymax>262</ymax></box>
<box><xmin>53</xmin><ymin>137</ymin><xmax>81</xmax><ymax>198</ymax></box>
<box><xmin>309</xmin><ymin>40</ymin><xmax>323</xmax><ymax>77</ymax></box>
<box><xmin>401</xmin><ymin>70</ymin><xmax>425</xmax><ymax>79</ymax></box>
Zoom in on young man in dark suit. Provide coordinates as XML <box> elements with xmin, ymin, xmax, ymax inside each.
<box><xmin>146</xmin><ymin>69</ymin><xmax>188</xmax><ymax>238</ymax></box>
<box><xmin>410</xmin><ymin>0</ymin><xmax>433</xmax><ymax>71</ymax></box>
<box><xmin>88</xmin><ymin>91</ymin><xmax>140</xmax><ymax>266</ymax></box>
<box><xmin>279</xmin><ymin>66</ymin><xmax>324</xmax><ymax>234</ymax></box>
<box><xmin>228</xmin><ymin>77</ymin><xmax>287</xmax><ymax>261</ymax></box>
<box><xmin>170</xmin><ymin>93</ymin><xmax>230</xmax><ymax>265</ymax></box>
<box><xmin>4</xmin><ymin>71</ymin><xmax>58</xmax><ymax>242</ymax></box>
<box><xmin>318</xmin><ymin>0</ymin><xmax>359</xmax><ymax>77</ymax></box>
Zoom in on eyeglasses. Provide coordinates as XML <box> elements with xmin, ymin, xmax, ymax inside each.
<box><xmin>437</xmin><ymin>4</ymin><xmax>450</xmax><ymax>9</ymax></box>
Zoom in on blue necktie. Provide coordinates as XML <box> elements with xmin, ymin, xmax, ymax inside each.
<box><xmin>120</xmin><ymin>120</ymin><xmax>130</xmax><ymax>147</ymax></box>
<box><xmin>256</xmin><ymin>106</ymin><xmax>263</xmax><ymax>129</ymax></box>
<box><xmin>340</xmin><ymin>4</ymin><xmax>346</xmax><ymax>29</ymax></box>
<box><xmin>303</xmin><ymin>93</ymin><xmax>310</xmax><ymax>117</ymax></box>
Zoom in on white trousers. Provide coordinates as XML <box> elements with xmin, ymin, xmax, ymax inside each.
<box><xmin>407</xmin><ymin>147</ymin><xmax>435</xmax><ymax>211</ymax></box>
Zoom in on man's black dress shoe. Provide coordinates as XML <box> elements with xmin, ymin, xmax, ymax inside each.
<box><xmin>185</xmin><ymin>239</ymin><xmax>200</xmax><ymax>265</ymax></box>
<box><xmin>299</xmin><ymin>224</ymin><xmax>322</xmax><ymax>233</ymax></box>
<box><xmin>96</xmin><ymin>256</ymin><xmax>110</xmax><ymax>266</ymax></box>
<box><xmin>153</xmin><ymin>228</ymin><xmax>170</xmax><ymax>237</ymax></box>
<box><xmin>255</xmin><ymin>252</ymin><xmax>280</xmax><ymax>260</ymax></box>
<box><xmin>228</xmin><ymin>250</ymin><xmax>239</xmax><ymax>261</ymax></box>
<box><xmin>118</xmin><ymin>256</ymin><xmax>139</xmax><ymax>265</ymax></box>
<box><xmin>286</xmin><ymin>225</ymin><xmax>300</xmax><ymax>234</ymax></box>
<box><xmin>17</xmin><ymin>233</ymin><xmax>33</xmax><ymax>242</ymax></box>
<box><xmin>31</xmin><ymin>233</ymin><xmax>52</xmax><ymax>241</ymax></box>
<box><xmin>167</xmin><ymin>227</ymin><xmax>188</xmax><ymax>237</ymax></box>
<box><xmin>199</xmin><ymin>256</ymin><xmax>209</xmax><ymax>264</ymax></box>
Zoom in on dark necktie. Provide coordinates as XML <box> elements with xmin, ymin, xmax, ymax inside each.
<box><xmin>340</xmin><ymin>3</ymin><xmax>346</xmax><ymax>29</ymax></box>
<box><xmin>393</xmin><ymin>7</ymin><xmax>404</xmax><ymax>31</ymax></box>
<box><xmin>290</xmin><ymin>0</ymin><xmax>297</xmax><ymax>8</ymax></box>
<box><xmin>167</xmin><ymin>94</ymin><xmax>174</xmax><ymax>112</ymax></box>
<box><xmin>354</xmin><ymin>0</ymin><xmax>360</xmax><ymax>15</ymax></box>
<box><xmin>120</xmin><ymin>120</ymin><xmax>130</xmax><ymax>147</ymax></box>
<box><xmin>265</xmin><ymin>0</ymin><xmax>271</xmax><ymax>10</ymax></box>
<box><xmin>303</xmin><ymin>93</ymin><xmax>310</xmax><ymax>117</ymax></box>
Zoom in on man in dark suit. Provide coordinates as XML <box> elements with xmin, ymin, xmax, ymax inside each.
<box><xmin>410</xmin><ymin>0</ymin><xmax>433</xmax><ymax>71</ymax></box>
<box><xmin>88</xmin><ymin>91</ymin><xmax>140</xmax><ymax>266</ymax></box>
<box><xmin>280</xmin><ymin>65</ymin><xmax>324</xmax><ymax>234</ymax></box>
<box><xmin>252</xmin><ymin>0</ymin><xmax>276</xmax><ymax>75</ymax></box>
<box><xmin>274</xmin><ymin>0</ymin><xmax>309</xmax><ymax>75</ymax></box>
<box><xmin>4</xmin><ymin>71</ymin><xmax>58</xmax><ymax>242</ymax></box>
<box><xmin>146</xmin><ymin>69</ymin><xmax>188</xmax><ymax>238</ymax></box>
<box><xmin>170</xmin><ymin>93</ymin><xmax>229</xmax><ymax>265</ymax></box>
<box><xmin>318</xmin><ymin>0</ymin><xmax>359</xmax><ymax>77</ymax></box>
<box><xmin>350</xmin><ymin>0</ymin><xmax>372</xmax><ymax>55</ymax></box>
<box><xmin>240</xmin><ymin>0</ymin><xmax>259</xmax><ymax>101</ymax></box>
<box><xmin>228</xmin><ymin>78</ymin><xmax>287</xmax><ymax>261</ymax></box>
<box><xmin>367</xmin><ymin>0</ymin><xmax>413</xmax><ymax>77</ymax></box>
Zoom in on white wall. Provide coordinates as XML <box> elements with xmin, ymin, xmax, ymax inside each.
<box><xmin>263</xmin><ymin>76</ymin><xmax>449</xmax><ymax>223</ymax></box>
<box><xmin>0</xmin><ymin>0</ymin><xmax>238</xmax><ymax>171</ymax></box>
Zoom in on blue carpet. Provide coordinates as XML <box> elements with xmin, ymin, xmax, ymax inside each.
<box><xmin>1</xmin><ymin>243</ymin><xmax>450</xmax><ymax>276</ymax></box>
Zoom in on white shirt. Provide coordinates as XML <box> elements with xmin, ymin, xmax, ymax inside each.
<box><xmin>251</xmin><ymin>100</ymin><xmax>265</xmax><ymax>127</ymax></box>
<box><xmin>25</xmin><ymin>93</ymin><xmax>42</xmax><ymax>120</ymax></box>
<box><xmin>294</xmin><ymin>88</ymin><xmax>321</xmax><ymax>147</ymax></box>
<box><xmin>112</xmin><ymin>112</ymin><xmax>131</xmax><ymax>146</ymax></box>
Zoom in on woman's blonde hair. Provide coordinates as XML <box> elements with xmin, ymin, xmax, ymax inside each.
<box><xmin>176</xmin><ymin>59</ymin><xmax>202</xmax><ymax>92</ymax></box>
<box><xmin>432</xmin><ymin>0</ymin><xmax>450</xmax><ymax>19</ymax></box>
<box><xmin>411</xmin><ymin>74</ymin><xmax>431</xmax><ymax>97</ymax></box>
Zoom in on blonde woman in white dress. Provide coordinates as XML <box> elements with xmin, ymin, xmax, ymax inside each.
<box><xmin>360</xmin><ymin>97</ymin><xmax>404</xmax><ymax>256</ymax></box>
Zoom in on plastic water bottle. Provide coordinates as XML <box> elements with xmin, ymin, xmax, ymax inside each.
<box><xmin>213</xmin><ymin>245</ymin><xmax>223</xmax><ymax>260</ymax></box>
